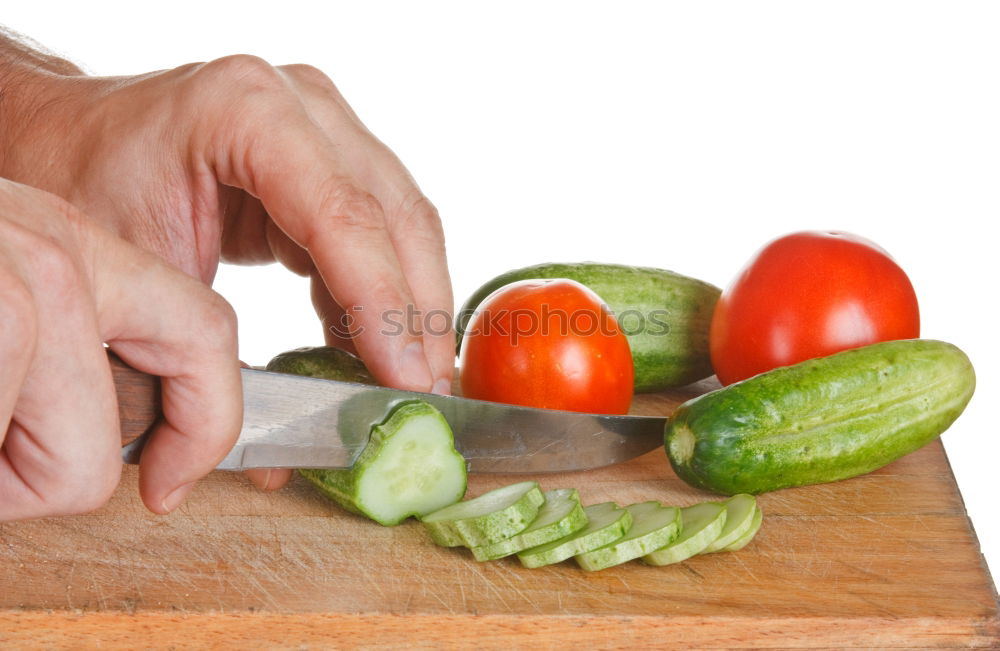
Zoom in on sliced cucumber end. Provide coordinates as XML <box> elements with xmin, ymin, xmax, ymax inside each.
<box><xmin>354</xmin><ymin>406</ymin><xmax>467</xmax><ymax>526</ymax></box>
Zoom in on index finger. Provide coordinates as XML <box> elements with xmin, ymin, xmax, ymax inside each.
<box><xmin>277</xmin><ymin>66</ymin><xmax>456</xmax><ymax>393</ymax></box>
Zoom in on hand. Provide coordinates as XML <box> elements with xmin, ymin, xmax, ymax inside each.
<box><xmin>0</xmin><ymin>178</ymin><xmax>242</xmax><ymax>519</ymax></box>
<box><xmin>2</xmin><ymin>52</ymin><xmax>455</xmax><ymax>493</ymax></box>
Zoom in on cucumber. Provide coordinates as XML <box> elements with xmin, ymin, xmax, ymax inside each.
<box><xmin>574</xmin><ymin>502</ymin><xmax>681</xmax><ymax>571</ymax></box>
<box><xmin>470</xmin><ymin>489</ymin><xmax>588</xmax><ymax>561</ymax></box>
<box><xmin>421</xmin><ymin>481</ymin><xmax>545</xmax><ymax>547</ymax></box>
<box><xmin>298</xmin><ymin>401</ymin><xmax>467</xmax><ymax>526</ymax></box>
<box><xmin>665</xmin><ymin>339</ymin><xmax>976</xmax><ymax>495</ymax></box>
<box><xmin>517</xmin><ymin>502</ymin><xmax>634</xmax><ymax>569</ymax></box>
<box><xmin>457</xmin><ymin>262</ymin><xmax>721</xmax><ymax>391</ymax></box>
<box><xmin>268</xmin><ymin>346</ymin><xmax>467</xmax><ymax>526</ymax></box>
<box><xmin>723</xmin><ymin>505</ymin><xmax>763</xmax><ymax>552</ymax></box>
<box><xmin>265</xmin><ymin>345</ymin><xmax>374</xmax><ymax>384</ymax></box>
<box><xmin>702</xmin><ymin>494</ymin><xmax>757</xmax><ymax>552</ymax></box>
<box><xmin>641</xmin><ymin>502</ymin><xmax>727</xmax><ymax>566</ymax></box>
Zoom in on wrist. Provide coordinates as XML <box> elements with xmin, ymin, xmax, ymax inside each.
<box><xmin>0</xmin><ymin>28</ymin><xmax>87</xmax><ymax>185</ymax></box>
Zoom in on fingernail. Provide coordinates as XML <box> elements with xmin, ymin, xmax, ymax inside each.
<box><xmin>161</xmin><ymin>481</ymin><xmax>196</xmax><ymax>514</ymax></box>
<box><xmin>432</xmin><ymin>378</ymin><xmax>452</xmax><ymax>395</ymax></box>
<box><xmin>399</xmin><ymin>341</ymin><xmax>433</xmax><ymax>392</ymax></box>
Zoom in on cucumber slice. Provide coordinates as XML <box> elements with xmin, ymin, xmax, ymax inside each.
<box><xmin>299</xmin><ymin>401</ymin><xmax>467</xmax><ymax>526</ymax></box>
<box><xmin>723</xmin><ymin>505</ymin><xmax>763</xmax><ymax>552</ymax></box>
<box><xmin>421</xmin><ymin>481</ymin><xmax>545</xmax><ymax>547</ymax></box>
<box><xmin>517</xmin><ymin>502</ymin><xmax>633</xmax><ymax>569</ymax></box>
<box><xmin>470</xmin><ymin>489</ymin><xmax>587</xmax><ymax>561</ymax></box>
<box><xmin>641</xmin><ymin>502</ymin><xmax>727</xmax><ymax>566</ymax></box>
<box><xmin>703</xmin><ymin>494</ymin><xmax>757</xmax><ymax>553</ymax></box>
<box><xmin>574</xmin><ymin>502</ymin><xmax>681</xmax><ymax>571</ymax></box>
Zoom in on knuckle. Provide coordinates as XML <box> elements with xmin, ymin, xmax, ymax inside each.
<box><xmin>312</xmin><ymin>181</ymin><xmax>387</xmax><ymax>242</ymax></box>
<box><xmin>27</xmin><ymin>232</ymin><xmax>83</xmax><ymax>296</ymax></box>
<box><xmin>281</xmin><ymin>63</ymin><xmax>338</xmax><ymax>91</ymax></box>
<box><xmin>360</xmin><ymin>273</ymin><xmax>400</xmax><ymax>309</ymax></box>
<box><xmin>197</xmin><ymin>54</ymin><xmax>283</xmax><ymax>90</ymax></box>
<box><xmin>394</xmin><ymin>193</ymin><xmax>445</xmax><ymax>246</ymax></box>
<box><xmin>200</xmin><ymin>293</ymin><xmax>239</xmax><ymax>348</ymax></box>
<box><xmin>187</xmin><ymin>55</ymin><xmax>297</xmax><ymax>135</ymax></box>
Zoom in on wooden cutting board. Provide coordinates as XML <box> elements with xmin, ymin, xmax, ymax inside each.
<box><xmin>0</xmin><ymin>379</ymin><xmax>997</xmax><ymax>650</ymax></box>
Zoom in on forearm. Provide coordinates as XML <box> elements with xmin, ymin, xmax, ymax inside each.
<box><xmin>0</xmin><ymin>26</ymin><xmax>82</xmax><ymax>75</ymax></box>
<box><xmin>0</xmin><ymin>26</ymin><xmax>84</xmax><ymax>179</ymax></box>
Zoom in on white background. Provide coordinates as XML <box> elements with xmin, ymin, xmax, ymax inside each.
<box><xmin>6</xmin><ymin>2</ymin><xmax>997</xmax><ymax>578</ymax></box>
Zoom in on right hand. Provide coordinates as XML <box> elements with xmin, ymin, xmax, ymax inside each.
<box><xmin>0</xmin><ymin>178</ymin><xmax>243</xmax><ymax>520</ymax></box>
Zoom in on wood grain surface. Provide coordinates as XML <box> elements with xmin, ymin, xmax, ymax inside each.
<box><xmin>0</xmin><ymin>382</ymin><xmax>997</xmax><ymax>650</ymax></box>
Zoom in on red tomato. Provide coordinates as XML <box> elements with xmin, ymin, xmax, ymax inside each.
<box><xmin>459</xmin><ymin>279</ymin><xmax>634</xmax><ymax>414</ymax></box>
<box><xmin>709</xmin><ymin>231</ymin><xmax>920</xmax><ymax>386</ymax></box>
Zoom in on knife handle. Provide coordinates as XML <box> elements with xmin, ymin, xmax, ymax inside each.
<box><xmin>107</xmin><ymin>350</ymin><xmax>162</xmax><ymax>447</ymax></box>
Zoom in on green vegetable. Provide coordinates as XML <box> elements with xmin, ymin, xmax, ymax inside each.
<box><xmin>723</xmin><ymin>505</ymin><xmax>763</xmax><ymax>552</ymax></box>
<box><xmin>299</xmin><ymin>401</ymin><xmax>467</xmax><ymax>526</ymax></box>
<box><xmin>641</xmin><ymin>502</ymin><xmax>728</xmax><ymax>566</ymax></box>
<box><xmin>575</xmin><ymin>502</ymin><xmax>681</xmax><ymax>571</ymax></box>
<box><xmin>265</xmin><ymin>345</ymin><xmax>374</xmax><ymax>384</ymax></box>
<box><xmin>665</xmin><ymin>339</ymin><xmax>976</xmax><ymax>495</ymax></box>
<box><xmin>268</xmin><ymin>346</ymin><xmax>467</xmax><ymax>526</ymax></box>
<box><xmin>702</xmin><ymin>494</ymin><xmax>757</xmax><ymax>552</ymax></box>
<box><xmin>517</xmin><ymin>502</ymin><xmax>634</xmax><ymax>568</ymax></box>
<box><xmin>457</xmin><ymin>262</ymin><xmax>721</xmax><ymax>391</ymax></box>
<box><xmin>421</xmin><ymin>481</ymin><xmax>545</xmax><ymax>547</ymax></box>
<box><xmin>470</xmin><ymin>489</ymin><xmax>588</xmax><ymax>561</ymax></box>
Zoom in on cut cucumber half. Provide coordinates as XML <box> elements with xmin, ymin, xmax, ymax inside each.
<box><xmin>641</xmin><ymin>502</ymin><xmax>727</xmax><ymax>566</ymax></box>
<box><xmin>703</xmin><ymin>494</ymin><xmax>757</xmax><ymax>553</ymax></box>
<box><xmin>471</xmin><ymin>489</ymin><xmax>587</xmax><ymax>561</ymax></box>
<box><xmin>517</xmin><ymin>502</ymin><xmax>633</xmax><ymax>569</ymax></box>
<box><xmin>299</xmin><ymin>400</ymin><xmax>467</xmax><ymax>526</ymax></box>
<box><xmin>574</xmin><ymin>502</ymin><xmax>681</xmax><ymax>571</ymax></box>
<box><xmin>421</xmin><ymin>481</ymin><xmax>545</xmax><ymax>548</ymax></box>
<box><xmin>723</xmin><ymin>505</ymin><xmax>763</xmax><ymax>552</ymax></box>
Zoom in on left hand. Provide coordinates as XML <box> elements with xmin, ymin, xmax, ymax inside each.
<box><xmin>2</xmin><ymin>55</ymin><xmax>455</xmax><ymax>492</ymax></box>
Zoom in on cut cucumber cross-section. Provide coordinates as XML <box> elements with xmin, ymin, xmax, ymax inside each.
<box><xmin>642</xmin><ymin>501</ymin><xmax>727</xmax><ymax>566</ymax></box>
<box><xmin>421</xmin><ymin>481</ymin><xmax>545</xmax><ymax>548</ymax></box>
<box><xmin>471</xmin><ymin>489</ymin><xmax>588</xmax><ymax>561</ymax></box>
<box><xmin>517</xmin><ymin>502</ymin><xmax>633</xmax><ymax>569</ymax></box>
<box><xmin>269</xmin><ymin>348</ymin><xmax>468</xmax><ymax>528</ymax></box>
<box><xmin>574</xmin><ymin>502</ymin><xmax>681</xmax><ymax>571</ymax></box>
<box><xmin>299</xmin><ymin>400</ymin><xmax>467</xmax><ymax>526</ymax></box>
<box><xmin>724</xmin><ymin>505</ymin><xmax>763</xmax><ymax>552</ymax></box>
<box><xmin>703</xmin><ymin>494</ymin><xmax>757</xmax><ymax>553</ymax></box>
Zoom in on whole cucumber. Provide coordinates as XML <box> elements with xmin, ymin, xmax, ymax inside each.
<box><xmin>457</xmin><ymin>262</ymin><xmax>721</xmax><ymax>392</ymax></box>
<box><xmin>665</xmin><ymin>339</ymin><xmax>976</xmax><ymax>495</ymax></box>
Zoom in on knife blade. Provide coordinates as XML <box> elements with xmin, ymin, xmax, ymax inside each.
<box><xmin>110</xmin><ymin>352</ymin><xmax>667</xmax><ymax>473</ymax></box>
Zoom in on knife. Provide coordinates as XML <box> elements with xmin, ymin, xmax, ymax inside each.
<box><xmin>110</xmin><ymin>352</ymin><xmax>668</xmax><ymax>474</ymax></box>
